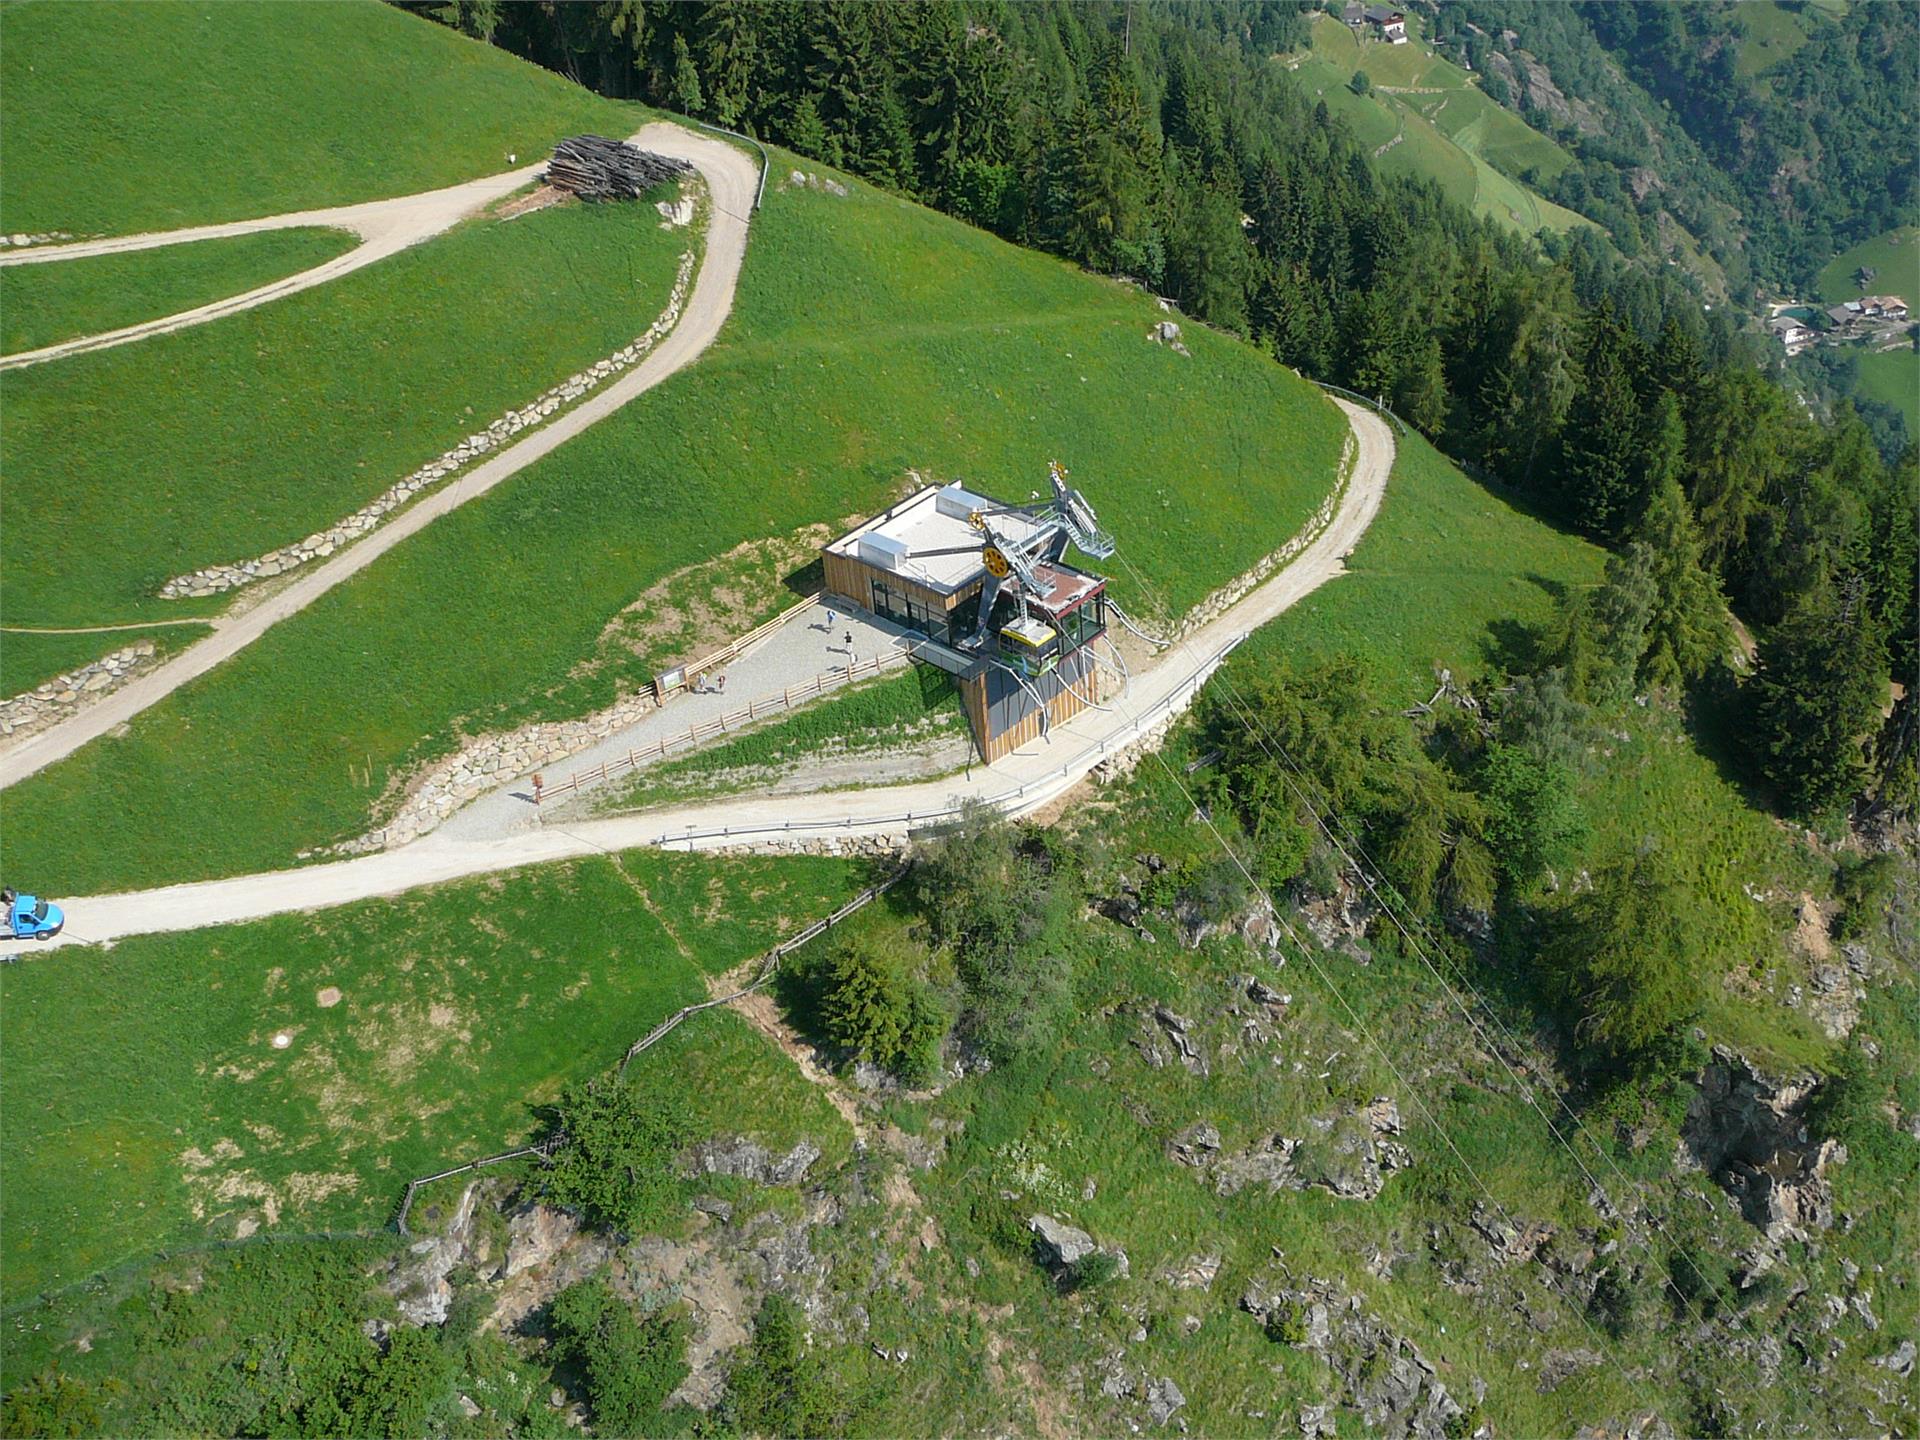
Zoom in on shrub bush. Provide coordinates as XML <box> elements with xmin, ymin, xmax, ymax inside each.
<box><xmin>542</xmin><ymin>1074</ymin><xmax>693</xmax><ymax>1235</ymax></box>
<box><xmin>548</xmin><ymin>1277</ymin><xmax>688</xmax><ymax>1435</ymax></box>
<box><xmin>816</xmin><ymin>933</ymin><xmax>951</xmax><ymax>1083</ymax></box>
<box><xmin>1833</xmin><ymin>853</ymin><xmax>1898</xmax><ymax>941</ymax></box>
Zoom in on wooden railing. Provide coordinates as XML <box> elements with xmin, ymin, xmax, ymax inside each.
<box><xmin>547</xmin><ymin>647</ymin><xmax>907</xmax><ymax>801</ymax></box>
<box><xmin>653</xmin><ymin>593</ymin><xmax>821</xmax><ymax>700</ymax></box>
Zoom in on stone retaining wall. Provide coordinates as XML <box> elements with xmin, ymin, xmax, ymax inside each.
<box><xmin>329</xmin><ymin>689</ymin><xmax>667</xmax><ymax>856</ymax></box>
<box><xmin>0</xmin><ymin>641</ymin><xmax>156</xmax><ymax>740</ymax></box>
<box><xmin>0</xmin><ymin>231</ymin><xmax>76</xmax><ymax>250</ymax></box>
<box><xmin>160</xmin><ymin>245</ymin><xmax>698</xmax><ymax>600</ymax></box>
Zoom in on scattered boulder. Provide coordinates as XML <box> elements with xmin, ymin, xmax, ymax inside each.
<box><xmin>1204</xmin><ymin>1098</ymin><xmax>1410</xmax><ymax>1201</ymax></box>
<box><xmin>1243</xmin><ymin>1269</ymin><xmax>1461</xmax><ymax>1438</ymax></box>
<box><xmin>1468</xmin><ymin>1200</ymin><xmax>1555</xmax><ymax>1265</ymax></box>
<box><xmin>682</xmin><ymin>1136</ymin><xmax>823</xmax><ymax>1187</ymax></box>
<box><xmin>1027</xmin><ymin>1214</ymin><xmax>1129</xmax><ymax>1287</ymax></box>
<box><xmin>1028</xmin><ymin>1214</ymin><xmax>1097</xmax><ymax>1270</ymax></box>
<box><xmin>1537</xmin><ymin>1347</ymin><xmax>1604</xmax><ymax>1392</ymax></box>
<box><xmin>1166</xmin><ymin>1123</ymin><xmax>1222</xmax><ymax>1167</ymax></box>
<box><xmin>1152</xmin><ymin>1006</ymin><xmax>1209</xmax><ymax>1076</ymax></box>
<box><xmin>1145</xmin><ymin>1376</ymin><xmax>1187</xmax><ymax>1426</ymax></box>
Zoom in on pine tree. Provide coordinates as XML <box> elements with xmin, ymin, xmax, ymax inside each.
<box><xmin>669</xmin><ymin>33</ymin><xmax>704</xmax><ymax>117</ymax></box>
<box><xmin>1635</xmin><ymin>475</ymin><xmax>1730</xmax><ymax>692</ymax></box>
<box><xmin>1747</xmin><ymin>585</ymin><xmax>1888</xmax><ymax>816</ymax></box>
<box><xmin>1559</xmin><ymin>306</ymin><xmax>1648</xmax><ymax>538</ymax></box>
<box><xmin>1543</xmin><ymin>845</ymin><xmax>1706</xmax><ymax>1069</ymax></box>
<box><xmin>1558</xmin><ymin>543</ymin><xmax>1657</xmax><ymax>707</ymax></box>
<box><xmin>693</xmin><ymin>1</ymin><xmax>762</xmax><ymax>129</ymax></box>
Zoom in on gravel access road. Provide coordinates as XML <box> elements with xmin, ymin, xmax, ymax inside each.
<box><xmin>3</xmin><ymin>401</ymin><xmax>1394</xmax><ymax>953</ymax></box>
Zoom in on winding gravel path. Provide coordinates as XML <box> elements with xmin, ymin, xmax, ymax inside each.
<box><xmin>0</xmin><ymin>159</ymin><xmax>554</xmax><ymax>371</ymax></box>
<box><xmin>3</xmin><ymin>402</ymin><xmax>1393</xmax><ymax>952</ymax></box>
<box><xmin>0</xmin><ymin>123</ymin><xmax>759</xmax><ymax>791</ymax></box>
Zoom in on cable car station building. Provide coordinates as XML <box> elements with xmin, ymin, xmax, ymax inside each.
<box><xmin>821</xmin><ymin>470</ymin><xmax>1115</xmax><ymax>762</ymax></box>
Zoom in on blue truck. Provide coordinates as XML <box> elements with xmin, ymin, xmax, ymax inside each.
<box><xmin>2</xmin><ymin>888</ymin><xmax>64</xmax><ymax>941</ymax></box>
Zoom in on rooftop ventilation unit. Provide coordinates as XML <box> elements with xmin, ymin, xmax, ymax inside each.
<box><xmin>857</xmin><ymin>533</ymin><xmax>910</xmax><ymax>571</ymax></box>
<box><xmin>935</xmin><ymin>484</ymin><xmax>992</xmax><ymax>521</ymax></box>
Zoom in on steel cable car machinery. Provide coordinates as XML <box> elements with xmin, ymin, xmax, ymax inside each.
<box><xmin>848</xmin><ymin>462</ymin><xmax>1121</xmax><ymax>762</ymax></box>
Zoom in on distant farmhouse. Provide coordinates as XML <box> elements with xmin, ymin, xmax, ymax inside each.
<box><xmin>1822</xmin><ymin>295</ymin><xmax>1911</xmax><ymax>335</ymax></box>
<box><xmin>1768</xmin><ymin>287</ymin><xmax>1914</xmax><ymax>356</ymax></box>
<box><xmin>1768</xmin><ymin>315</ymin><xmax>1815</xmax><ymax>355</ymax></box>
<box><xmin>1343</xmin><ymin>2</ymin><xmax>1409</xmax><ymax>44</ymax></box>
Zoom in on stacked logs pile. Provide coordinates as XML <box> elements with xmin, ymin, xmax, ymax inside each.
<box><xmin>545</xmin><ymin>135</ymin><xmax>692</xmax><ymax>201</ymax></box>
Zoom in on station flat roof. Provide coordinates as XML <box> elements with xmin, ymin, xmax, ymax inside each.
<box><xmin>1027</xmin><ymin>561</ymin><xmax>1104</xmax><ymax>618</ymax></box>
<box><xmin>826</xmin><ymin>484</ymin><xmax>1052</xmax><ymax>595</ymax></box>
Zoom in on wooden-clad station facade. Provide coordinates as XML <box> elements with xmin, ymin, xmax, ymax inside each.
<box><xmin>822</xmin><ymin>483</ymin><xmax>1110</xmax><ymax>763</ymax></box>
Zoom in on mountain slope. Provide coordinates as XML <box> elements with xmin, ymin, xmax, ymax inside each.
<box><xmin>0</xmin><ymin>0</ymin><xmax>637</xmax><ymax>234</ymax></box>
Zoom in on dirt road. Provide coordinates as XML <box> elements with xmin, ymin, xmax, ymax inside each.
<box><xmin>5</xmin><ymin>402</ymin><xmax>1393</xmax><ymax>952</ymax></box>
<box><xmin>0</xmin><ymin>157</ymin><xmax>561</xmax><ymax>370</ymax></box>
<box><xmin>0</xmin><ymin>123</ymin><xmax>759</xmax><ymax>791</ymax></box>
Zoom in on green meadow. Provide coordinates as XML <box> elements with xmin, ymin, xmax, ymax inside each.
<box><xmin>1855</xmin><ymin>345</ymin><xmax>1919</xmax><ymax>434</ymax></box>
<box><xmin>0</xmin><ymin>228</ymin><xmax>356</xmax><ymax>355</ymax></box>
<box><xmin>0</xmin><ymin>0</ymin><xmax>639</xmax><ymax>235</ymax></box>
<box><xmin>0</xmin><ymin>850</ymin><xmax>864</xmax><ymax>1299</ymax></box>
<box><xmin>1816</xmin><ymin>224</ymin><xmax>1920</xmax><ymax>308</ymax></box>
<box><xmin>1</xmin><ymin>196</ymin><xmax>690</xmax><ymax>628</ymax></box>
<box><xmin>2</xmin><ymin>149</ymin><xmax>1346</xmax><ymax>893</ymax></box>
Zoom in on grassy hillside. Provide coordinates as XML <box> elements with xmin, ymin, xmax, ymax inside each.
<box><xmin>0</xmin><ymin>0</ymin><xmax>639</xmax><ymax>235</ymax></box>
<box><xmin>1296</xmin><ymin>15</ymin><xmax>1592</xmax><ymax>237</ymax></box>
<box><xmin>1816</xmin><ymin>224</ymin><xmax>1920</xmax><ymax>309</ymax></box>
<box><xmin>0</xmin><ymin>195</ymin><xmax>690</xmax><ymax>628</ymax></box>
<box><xmin>0</xmin><ymin>228</ymin><xmax>356</xmax><ymax>354</ymax></box>
<box><xmin>1856</xmin><ymin>345</ymin><xmax>1920</xmax><ymax>435</ymax></box>
<box><xmin>1</xmin><ymin>150</ymin><xmax>1347</xmax><ymax>892</ymax></box>
<box><xmin>0</xmin><ymin>849</ymin><xmax>863</xmax><ymax>1299</ymax></box>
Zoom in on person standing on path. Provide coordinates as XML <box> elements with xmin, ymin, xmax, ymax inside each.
<box><xmin>825</xmin><ymin>607</ymin><xmax>837</xmax><ymax>635</ymax></box>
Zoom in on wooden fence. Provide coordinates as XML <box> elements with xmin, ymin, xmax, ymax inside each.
<box><xmin>654</xmin><ymin>593</ymin><xmax>820</xmax><ymax>700</ymax></box>
<box><xmin>546</xmin><ymin>647</ymin><xmax>906</xmax><ymax>802</ymax></box>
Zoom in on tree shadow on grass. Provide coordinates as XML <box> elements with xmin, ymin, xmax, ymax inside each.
<box><xmin>1481</xmin><ymin>615</ymin><xmax>1555</xmax><ymax>676</ymax></box>
<box><xmin>1681</xmin><ymin>667</ymin><xmax>1781</xmax><ymax>817</ymax></box>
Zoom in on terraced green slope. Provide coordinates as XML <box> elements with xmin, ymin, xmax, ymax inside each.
<box><xmin>0</xmin><ymin>0</ymin><xmax>638</xmax><ymax>235</ymax></box>
<box><xmin>2</xmin><ymin>150</ymin><xmax>1347</xmax><ymax>892</ymax></box>
<box><xmin>1296</xmin><ymin>16</ymin><xmax>1592</xmax><ymax>237</ymax></box>
<box><xmin>0</xmin><ymin>228</ymin><xmax>357</xmax><ymax>354</ymax></box>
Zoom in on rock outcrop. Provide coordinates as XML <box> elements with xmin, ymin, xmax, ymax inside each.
<box><xmin>1680</xmin><ymin>1046</ymin><xmax>1845</xmax><ymax>1241</ymax></box>
<box><xmin>1240</xmin><ymin>1269</ymin><xmax>1464</xmax><ymax>1439</ymax></box>
<box><xmin>1200</xmin><ymin>1097</ymin><xmax>1411</xmax><ymax>1201</ymax></box>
